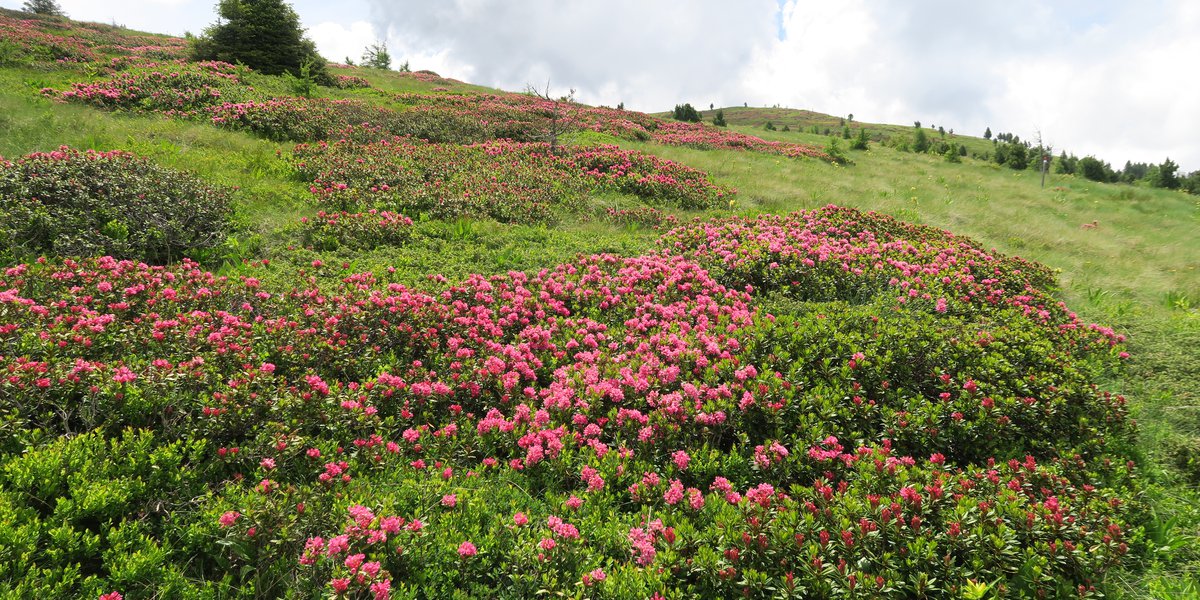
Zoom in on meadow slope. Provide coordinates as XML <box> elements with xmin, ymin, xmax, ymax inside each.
<box><xmin>1</xmin><ymin>9</ymin><xmax>1198</xmax><ymax>599</ymax></box>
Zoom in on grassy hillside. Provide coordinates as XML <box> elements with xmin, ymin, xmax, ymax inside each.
<box><xmin>1</xmin><ymin>9</ymin><xmax>1198</xmax><ymax>599</ymax></box>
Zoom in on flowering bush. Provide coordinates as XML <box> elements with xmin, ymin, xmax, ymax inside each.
<box><xmin>299</xmin><ymin>209</ymin><xmax>413</xmax><ymax>251</ymax></box>
<box><xmin>332</xmin><ymin>74</ymin><xmax>371</xmax><ymax>89</ymax></box>
<box><xmin>653</xmin><ymin>121</ymin><xmax>835</xmax><ymax>161</ymax></box>
<box><xmin>0</xmin><ymin>203</ymin><xmax>1142</xmax><ymax>597</ymax></box>
<box><xmin>54</xmin><ymin>60</ymin><xmax>245</xmax><ymax>113</ymax></box>
<box><xmin>291</xmin><ymin>138</ymin><xmax>732</xmax><ymax>223</ymax></box>
<box><xmin>0</xmin><ymin>147</ymin><xmax>232</xmax><ymax>264</ymax></box>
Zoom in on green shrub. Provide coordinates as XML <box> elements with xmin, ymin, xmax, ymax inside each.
<box><xmin>0</xmin><ymin>147</ymin><xmax>233</xmax><ymax>264</ymax></box>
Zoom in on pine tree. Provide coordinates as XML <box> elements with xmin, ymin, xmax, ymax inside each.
<box><xmin>711</xmin><ymin>109</ymin><xmax>727</xmax><ymax>127</ymax></box>
<box><xmin>22</xmin><ymin>0</ymin><xmax>65</xmax><ymax>16</ymax></box>
<box><xmin>850</xmin><ymin>128</ymin><xmax>869</xmax><ymax>150</ymax></box>
<box><xmin>361</xmin><ymin>41</ymin><xmax>391</xmax><ymax>69</ymax></box>
<box><xmin>192</xmin><ymin>0</ymin><xmax>329</xmax><ymax>83</ymax></box>
<box><xmin>983</xmin><ymin>127</ymin><xmax>992</xmax><ymax>140</ymax></box>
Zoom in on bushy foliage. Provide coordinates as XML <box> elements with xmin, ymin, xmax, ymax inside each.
<box><xmin>672</xmin><ymin>102</ymin><xmax>701</xmax><ymax>123</ymax></box>
<box><xmin>190</xmin><ymin>0</ymin><xmax>329</xmax><ymax>84</ymax></box>
<box><xmin>0</xmin><ymin>206</ymin><xmax>1141</xmax><ymax>597</ymax></box>
<box><xmin>300</xmin><ymin>209</ymin><xmax>413</xmax><ymax>251</ymax></box>
<box><xmin>1079</xmin><ymin>156</ymin><xmax>1114</xmax><ymax>183</ymax></box>
<box><xmin>0</xmin><ymin>147</ymin><xmax>233</xmax><ymax>264</ymax></box>
<box><xmin>711</xmin><ymin>109</ymin><xmax>726</xmax><ymax>127</ymax></box>
<box><xmin>849</xmin><ymin>128</ymin><xmax>869</xmax><ymax>151</ymax></box>
<box><xmin>291</xmin><ymin>138</ymin><xmax>733</xmax><ymax>222</ymax></box>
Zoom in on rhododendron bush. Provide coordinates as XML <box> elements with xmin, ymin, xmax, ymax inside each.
<box><xmin>291</xmin><ymin>137</ymin><xmax>733</xmax><ymax>223</ymax></box>
<box><xmin>0</xmin><ymin>147</ymin><xmax>233</xmax><ymax>264</ymax></box>
<box><xmin>0</xmin><ymin>206</ymin><xmax>1142</xmax><ymax>598</ymax></box>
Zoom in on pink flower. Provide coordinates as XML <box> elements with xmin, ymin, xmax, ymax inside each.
<box><xmin>218</xmin><ymin>511</ymin><xmax>240</xmax><ymax>527</ymax></box>
<box><xmin>513</xmin><ymin>512</ymin><xmax>529</xmax><ymax>526</ymax></box>
<box><xmin>441</xmin><ymin>494</ymin><xmax>457</xmax><ymax>507</ymax></box>
<box><xmin>99</xmin><ymin>593</ymin><xmax>123</xmax><ymax>600</ymax></box>
<box><xmin>260</xmin><ymin>457</ymin><xmax>276</xmax><ymax>470</ymax></box>
<box><xmin>458</xmin><ymin>541</ymin><xmax>478</xmax><ymax>557</ymax></box>
<box><xmin>330</xmin><ymin>577</ymin><xmax>350</xmax><ymax>593</ymax></box>
<box><xmin>671</xmin><ymin>450</ymin><xmax>691</xmax><ymax>470</ymax></box>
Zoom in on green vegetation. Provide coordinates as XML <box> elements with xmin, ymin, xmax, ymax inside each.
<box><xmin>190</xmin><ymin>0</ymin><xmax>329</xmax><ymax>83</ymax></box>
<box><xmin>0</xmin><ymin>9</ymin><xmax>1197</xmax><ymax>598</ymax></box>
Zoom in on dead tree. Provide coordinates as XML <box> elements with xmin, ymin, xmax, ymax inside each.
<box><xmin>525</xmin><ymin>80</ymin><xmax>576</xmax><ymax>154</ymax></box>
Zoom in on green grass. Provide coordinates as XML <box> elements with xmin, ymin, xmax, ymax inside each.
<box><xmin>2</xmin><ymin>41</ymin><xmax>1199</xmax><ymax>596</ymax></box>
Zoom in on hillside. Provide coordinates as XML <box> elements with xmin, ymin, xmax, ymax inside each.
<box><xmin>1</xmin><ymin>9</ymin><xmax>1198</xmax><ymax>599</ymax></box>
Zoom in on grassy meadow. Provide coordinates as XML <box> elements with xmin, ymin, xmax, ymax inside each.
<box><xmin>1</xmin><ymin>8</ymin><xmax>1199</xmax><ymax>598</ymax></box>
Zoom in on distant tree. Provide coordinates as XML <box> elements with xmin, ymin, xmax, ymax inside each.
<box><xmin>850</xmin><ymin>128</ymin><xmax>869</xmax><ymax>150</ymax></box>
<box><xmin>192</xmin><ymin>0</ymin><xmax>329</xmax><ymax>83</ymax></box>
<box><xmin>709</xmin><ymin>103</ymin><xmax>714</xmax><ymax>110</ymax></box>
<box><xmin>912</xmin><ymin>126</ymin><xmax>930</xmax><ymax>153</ymax></box>
<box><xmin>983</xmin><ymin>127</ymin><xmax>992</xmax><ymax>140</ymax></box>
<box><xmin>842</xmin><ymin>126</ymin><xmax>852</xmax><ymax>139</ymax></box>
<box><xmin>343</xmin><ymin>56</ymin><xmax>355</xmax><ymax>66</ymax></box>
<box><xmin>914</xmin><ymin>121</ymin><xmax>921</xmax><ymax>129</ymax></box>
<box><xmin>1055</xmin><ymin>151</ymin><xmax>1076</xmax><ymax>175</ymax></box>
<box><xmin>959</xmin><ymin>144</ymin><xmax>967</xmax><ymax>157</ymax></box>
<box><xmin>673</xmin><ymin>103</ymin><xmax>701</xmax><ymax>123</ymax></box>
<box><xmin>397</xmin><ymin>60</ymin><xmax>410</xmax><ymax>72</ymax></box>
<box><xmin>764</xmin><ymin>121</ymin><xmax>777</xmax><ymax>131</ymax></box>
<box><xmin>712</xmin><ymin>109</ymin><xmax>727</xmax><ymax>127</ymax></box>
<box><xmin>1181</xmin><ymin>170</ymin><xmax>1200</xmax><ymax>194</ymax></box>
<box><xmin>361</xmin><ymin>41</ymin><xmax>391</xmax><ymax>69</ymax></box>
<box><xmin>1078</xmin><ymin>156</ymin><xmax>1111</xmax><ymax>182</ymax></box>
<box><xmin>617</xmin><ymin>102</ymin><xmax>624</xmax><ymax>111</ymax></box>
<box><xmin>781</xmin><ymin>124</ymin><xmax>790</xmax><ymax>132</ymax></box>
<box><xmin>944</xmin><ymin>143</ymin><xmax>961</xmax><ymax>163</ymax></box>
<box><xmin>1006</xmin><ymin>143</ymin><xmax>1029</xmax><ymax>170</ymax></box>
<box><xmin>22</xmin><ymin>0</ymin><xmax>64</xmax><ymax>16</ymax></box>
<box><xmin>938</xmin><ymin>126</ymin><xmax>946</xmax><ymax>138</ymax></box>
<box><xmin>1146</xmin><ymin>158</ymin><xmax>1181</xmax><ymax>189</ymax></box>
<box><xmin>847</xmin><ymin>113</ymin><xmax>854</xmax><ymax>122</ymax></box>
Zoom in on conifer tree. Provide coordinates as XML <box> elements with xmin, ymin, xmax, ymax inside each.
<box><xmin>22</xmin><ymin>0</ymin><xmax>65</xmax><ymax>16</ymax></box>
<box><xmin>192</xmin><ymin>0</ymin><xmax>329</xmax><ymax>83</ymax></box>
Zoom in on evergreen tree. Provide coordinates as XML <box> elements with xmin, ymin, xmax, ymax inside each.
<box><xmin>764</xmin><ymin>121</ymin><xmax>777</xmax><ymax>131</ymax></box>
<box><xmin>912</xmin><ymin>127</ymin><xmax>930</xmax><ymax>153</ymax></box>
<box><xmin>983</xmin><ymin>127</ymin><xmax>992</xmax><ymax>140</ymax></box>
<box><xmin>1146</xmin><ymin>158</ymin><xmax>1181</xmax><ymax>189</ymax></box>
<box><xmin>711</xmin><ymin>109</ymin><xmax>727</xmax><ymax>127</ymax></box>
<box><xmin>850</xmin><ymin>128</ymin><xmax>869</xmax><ymax>150</ymax></box>
<box><xmin>1078</xmin><ymin>156</ymin><xmax>1111</xmax><ymax>182</ymax></box>
<box><xmin>1006</xmin><ymin>143</ymin><xmax>1029</xmax><ymax>170</ymax></box>
<box><xmin>361</xmin><ymin>41</ymin><xmax>391</xmax><ymax>69</ymax></box>
<box><xmin>192</xmin><ymin>0</ymin><xmax>329</xmax><ymax>83</ymax></box>
<box><xmin>22</xmin><ymin>0</ymin><xmax>64</xmax><ymax>16</ymax></box>
<box><xmin>672</xmin><ymin>103</ymin><xmax>701</xmax><ymax>123</ymax></box>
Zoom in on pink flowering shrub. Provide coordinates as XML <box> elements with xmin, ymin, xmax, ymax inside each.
<box><xmin>0</xmin><ymin>205</ymin><xmax>1141</xmax><ymax>597</ymax></box>
<box><xmin>54</xmin><ymin>60</ymin><xmax>245</xmax><ymax>113</ymax></box>
<box><xmin>291</xmin><ymin>138</ymin><xmax>731</xmax><ymax>223</ymax></box>
<box><xmin>299</xmin><ymin>210</ymin><xmax>414</xmax><ymax>251</ymax></box>
<box><xmin>653</xmin><ymin>120</ymin><xmax>835</xmax><ymax>161</ymax></box>
<box><xmin>332</xmin><ymin>74</ymin><xmax>371</xmax><ymax>89</ymax></box>
<box><xmin>0</xmin><ymin>146</ymin><xmax>232</xmax><ymax>264</ymax></box>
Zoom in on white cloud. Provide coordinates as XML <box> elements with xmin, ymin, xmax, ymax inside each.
<box><xmin>361</xmin><ymin>0</ymin><xmax>777</xmax><ymax>110</ymax></box>
<box><xmin>1</xmin><ymin>0</ymin><xmax>1194</xmax><ymax>171</ymax></box>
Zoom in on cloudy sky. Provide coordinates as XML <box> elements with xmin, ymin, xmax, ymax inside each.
<box><xmin>6</xmin><ymin>0</ymin><xmax>1197</xmax><ymax>171</ymax></box>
